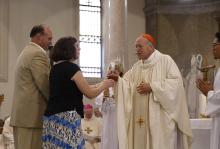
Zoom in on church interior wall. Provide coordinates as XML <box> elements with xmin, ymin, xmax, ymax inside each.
<box><xmin>0</xmin><ymin>0</ymin><xmax>146</xmax><ymax>118</ymax></box>
<box><xmin>157</xmin><ymin>13</ymin><xmax>218</xmax><ymax>77</ymax></box>
<box><xmin>83</xmin><ymin>0</ymin><xmax>146</xmax><ymax>105</ymax></box>
<box><xmin>127</xmin><ymin>0</ymin><xmax>146</xmax><ymax>68</ymax></box>
<box><xmin>0</xmin><ymin>0</ymin><xmax>78</xmax><ymax>119</ymax></box>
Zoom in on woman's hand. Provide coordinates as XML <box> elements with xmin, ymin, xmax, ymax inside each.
<box><xmin>102</xmin><ymin>79</ymin><xmax>115</xmax><ymax>90</ymax></box>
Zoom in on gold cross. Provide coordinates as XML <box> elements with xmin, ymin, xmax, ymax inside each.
<box><xmin>84</xmin><ymin>127</ymin><xmax>93</xmax><ymax>134</ymax></box>
<box><xmin>136</xmin><ymin>115</ymin><xmax>144</xmax><ymax>128</ymax></box>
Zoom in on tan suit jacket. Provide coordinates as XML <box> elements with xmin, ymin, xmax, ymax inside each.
<box><xmin>10</xmin><ymin>42</ymin><xmax>50</xmax><ymax>128</ymax></box>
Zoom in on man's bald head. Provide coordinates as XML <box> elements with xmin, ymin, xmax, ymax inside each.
<box><xmin>30</xmin><ymin>24</ymin><xmax>53</xmax><ymax>50</ymax></box>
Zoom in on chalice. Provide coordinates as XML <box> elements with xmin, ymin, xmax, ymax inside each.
<box><xmin>197</xmin><ymin>64</ymin><xmax>215</xmax><ymax>118</ymax></box>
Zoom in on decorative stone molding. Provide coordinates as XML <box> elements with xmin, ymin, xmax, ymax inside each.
<box><xmin>144</xmin><ymin>0</ymin><xmax>220</xmax><ymax>15</ymax></box>
<box><xmin>0</xmin><ymin>0</ymin><xmax>9</xmax><ymax>82</ymax></box>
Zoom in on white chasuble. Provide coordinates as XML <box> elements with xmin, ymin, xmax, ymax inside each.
<box><xmin>116</xmin><ymin>50</ymin><xmax>192</xmax><ymax>149</ymax></box>
<box><xmin>132</xmin><ymin>66</ymin><xmax>151</xmax><ymax>149</ymax></box>
<box><xmin>81</xmin><ymin>117</ymin><xmax>102</xmax><ymax>149</ymax></box>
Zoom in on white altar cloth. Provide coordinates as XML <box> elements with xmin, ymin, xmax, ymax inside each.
<box><xmin>190</xmin><ymin>118</ymin><xmax>215</xmax><ymax>149</ymax></box>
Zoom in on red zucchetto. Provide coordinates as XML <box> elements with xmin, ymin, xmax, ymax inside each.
<box><xmin>142</xmin><ymin>34</ymin><xmax>156</xmax><ymax>47</ymax></box>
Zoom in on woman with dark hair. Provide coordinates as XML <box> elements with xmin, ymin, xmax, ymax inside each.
<box><xmin>42</xmin><ymin>36</ymin><xmax>115</xmax><ymax>149</ymax></box>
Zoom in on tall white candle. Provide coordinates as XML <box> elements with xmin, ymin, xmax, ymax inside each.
<box><xmin>199</xmin><ymin>94</ymin><xmax>207</xmax><ymax>116</ymax></box>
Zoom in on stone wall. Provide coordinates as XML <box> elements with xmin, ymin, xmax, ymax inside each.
<box><xmin>145</xmin><ymin>0</ymin><xmax>220</xmax><ymax>77</ymax></box>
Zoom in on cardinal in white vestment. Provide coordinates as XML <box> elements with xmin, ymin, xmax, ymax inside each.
<box><xmin>108</xmin><ymin>34</ymin><xmax>192</xmax><ymax>149</ymax></box>
<box><xmin>196</xmin><ymin>32</ymin><xmax>220</xmax><ymax>149</ymax></box>
<box><xmin>81</xmin><ymin>104</ymin><xmax>102</xmax><ymax>149</ymax></box>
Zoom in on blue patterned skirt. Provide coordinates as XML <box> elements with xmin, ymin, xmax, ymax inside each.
<box><xmin>42</xmin><ymin>110</ymin><xmax>85</xmax><ymax>149</ymax></box>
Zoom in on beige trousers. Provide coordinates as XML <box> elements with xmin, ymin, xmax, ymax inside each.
<box><xmin>13</xmin><ymin>127</ymin><xmax>42</xmax><ymax>149</ymax></box>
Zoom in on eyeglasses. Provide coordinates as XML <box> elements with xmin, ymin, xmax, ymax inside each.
<box><xmin>213</xmin><ymin>43</ymin><xmax>220</xmax><ymax>46</ymax></box>
<box><xmin>213</xmin><ymin>43</ymin><xmax>220</xmax><ymax>49</ymax></box>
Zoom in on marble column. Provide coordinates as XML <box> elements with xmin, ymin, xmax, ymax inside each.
<box><xmin>102</xmin><ymin>0</ymin><xmax>128</xmax><ymax>76</ymax></box>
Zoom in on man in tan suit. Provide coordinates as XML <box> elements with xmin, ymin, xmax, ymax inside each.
<box><xmin>10</xmin><ymin>24</ymin><xmax>52</xmax><ymax>149</ymax></box>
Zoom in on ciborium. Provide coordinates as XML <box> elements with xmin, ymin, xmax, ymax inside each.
<box><xmin>107</xmin><ymin>59</ymin><xmax>123</xmax><ymax>82</ymax></box>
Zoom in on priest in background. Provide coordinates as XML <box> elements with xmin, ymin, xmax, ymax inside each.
<box><xmin>196</xmin><ymin>32</ymin><xmax>220</xmax><ymax>149</ymax></box>
<box><xmin>93</xmin><ymin>106</ymin><xmax>103</xmax><ymax>124</ymax></box>
<box><xmin>109</xmin><ymin>34</ymin><xmax>192</xmax><ymax>149</ymax></box>
<box><xmin>81</xmin><ymin>104</ymin><xmax>102</xmax><ymax>149</ymax></box>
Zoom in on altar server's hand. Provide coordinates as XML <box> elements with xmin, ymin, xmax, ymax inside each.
<box><xmin>137</xmin><ymin>82</ymin><xmax>152</xmax><ymax>95</ymax></box>
<box><xmin>196</xmin><ymin>79</ymin><xmax>213</xmax><ymax>96</ymax></box>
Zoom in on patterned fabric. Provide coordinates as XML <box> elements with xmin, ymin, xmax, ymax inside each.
<box><xmin>101</xmin><ymin>98</ymin><xmax>116</xmax><ymax>113</ymax></box>
<box><xmin>42</xmin><ymin>111</ymin><xmax>85</xmax><ymax>149</ymax></box>
<box><xmin>101</xmin><ymin>97</ymin><xmax>118</xmax><ymax>149</ymax></box>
